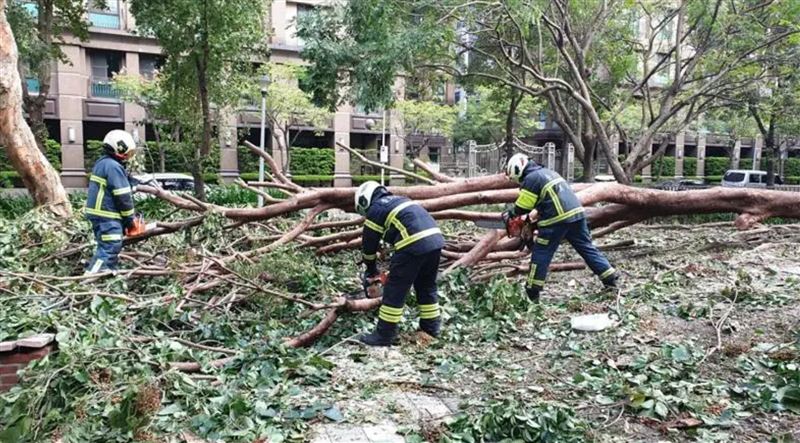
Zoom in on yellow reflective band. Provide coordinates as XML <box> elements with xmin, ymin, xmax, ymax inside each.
<box><xmin>538</xmin><ymin>207</ymin><xmax>585</xmax><ymax>227</ymax></box>
<box><xmin>95</xmin><ymin>184</ymin><xmax>105</xmax><ymax>211</ymax></box>
<box><xmin>90</xmin><ymin>175</ymin><xmax>107</xmax><ymax>185</ymax></box>
<box><xmin>362</xmin><ymin>253</ymin><xmax>377</xmax><ymax>261</ymax></box>
<box><xmin>515</xmin><ymin>189</ymin><xmax>538</xmax><ymax>210</ymax></box>
<box><xmin>527</xmin><ymin>264</ymin><xmax>538</xmax><ymax>287</ymax></box>
<box><xmin>120</xmin><ymin>209</ymin><xmax>135</xmax><ymax>217</ymax></box>
<box><xmin>89</xmin><ymin>259</ymin><xmax>104</xmax><ymax>274</ymax></box>
<box><xmin>601</xmin><ymin>267</ymin><xmax>616</xmax><ymax>279</ymax></box>
<box><xmin>394</xmin><ymin>228</ymin><xmax>441</xmax><ymax>250</ymax></box>
<box><xmin>540</xmin><ymin>177</ymin><xmax>565</xmax><ymax>200</ymax></box>
<box><xmin>112</xmin><ymin>186</ymin><xmax>132</xmax><ymax>196</ymax></box>
<box><xmin>536</xmin><ymin>237</ymin><xmax>550</xmax><ymax>246</ymax></box>
<box><xmin>364</xmin><ymin>219</ymin><xmax>385</xmax><ymax>234</ymax></box>
<box><xmin>101</xmin><ymin>234</ymin><xmax>122</xmax><ymax>241</ymax></box>
<box><xmin>379</xmin><ymin>305</ymin><xmax>404</xmax><ymax>323</ymax></box>
<box><xmin>384</xmin><ymin>201</ymin><xmax>416</xmax><ymax>231</ymax></box>
<box><xmin>529</xmin><ymin>279</ymin><xmax>546</xmax><ymax>287</ymax></box>
<box><xmin>380</xmin><ymin>305</ymin><xmax>403</xmax><ymax>315</ymax></box>
<box><xmin>549</xmin><ymin>188</ymin><xmax>565</xmax><ymax>215</ymax></box>
<box><xmin>420</xmin><ymin>310</ymin><xmax>440</xmax><ymax>320</ymax></box>
<box><xmin>84</xmin><ymin>208</ymin><xmax>122</xmax><ymax>219</ymax></box>
<box><xmin>391</xmin><ymin>218</ymin><xmax>410</xmax><ymax>240</ymax></box>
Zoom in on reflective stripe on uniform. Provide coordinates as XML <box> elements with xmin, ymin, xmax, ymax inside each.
<box><xmin>379</xmin><ymin>305</ymin><xmax>404</xmax><ymax>323</ymax></box>
<box><xmin>394</xmin><ymin>227</ymin><xmax>441</xmax><ymax>250</ymax></box>
<box><xmin>120</xmin><ymin>209</ymin><xmax>135</xmax><ymax>217</ymax></box>
<box><xmin>538</xmin><ymin>207</ymin><xmax>585</xmax><ymax>227</ymax></box>
<box><xmin>527</xmin><ymin>264</ymin><xmax>544</xmax><ymax>287</ymax></box>
<box><xmin>84</xmin><ymin>208</ymin><xmax>122</xmax><ymax>219</ymax></box>
<box><xmin>112</xmin><ymin>186</ymin><xmax>132</xmax><ymax>196</ymax></box>
<box><xmin>89</xmin><ymin>259</ymin><xmax>104</xmax><ymax>274</ymax></box>
<box><xmin>362</xmin><ymin>253</ymin><xmax>377</xmax><ymax>261</ymax></box>
<box><xmin>419</xmin><ymin>303</ymin><xmax>440</xmax><ymax>320</ymax></box>
<box><xmin>89</xmin><ymin>175</ymin><xmax>107</xmax><ymax>186</ymax></box>
<box><xmin>601</xmin><ymin>267</ymin><xmax>616</xmax><ymax>279</ymax></box>
<box><xmin>549</xmin><ymin>187</ymin><xmax>565</xmax><ymax>215</ymax></box>
<box><xmin>515</xmin><ymin>189</ymin><xmax>538</xmax><ymax>210</ymax></box>
<box><xmin>540</xmin><ymin>177</ymin><xmax>565</xmax><ymax>199</ymax></box>
<box><xmin>364</xmin><ymin>219</ymin><xmax>385</xmax><ymax>234</ymax></box>
<box><xmin>536</xmin><ymin>237</ymin><xmax>550</xmax><ymax>246</ymax></box>
<box><xmin>385</xmin><ymin>201</ymin><xmax>415</xmax><ymax>240</ymax></box>
<box><xmin>101</xmin><ymin>234</ymin><xmax>123</xmax><ymax>241</ymax></box>
<box><xmin>94</xmin><ymin>183</ymin><xmax>105</xmax><ymax>211</ymax></box>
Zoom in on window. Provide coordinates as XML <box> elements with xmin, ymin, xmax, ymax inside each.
<box><xmin>429</xmin><ymin>147</ymin><xmax>440</xmax><ymax>165</ymax></box>
<box><xmin>89</xmin><ymin>51</ymin><xmax>123</xmax><ymax>98</ymax></box>
<box><xmin>295</xmin><ymin>4</ymin><xmax>316</xmax><ymax>46</ymax></box>
<box><xmin>89</xmin><ymin>0</ymin><xmax>120</xmax><ymax>29</ymax></box>
<box><xmin>749</xmin><ymin>174</ymin><xmax>762</xmax><ymax>184</ymax></box>
<box><xmin>723</xmin><ymin>172</ymin><xmax>745</xmax><ymax>183</ymax></box>
<box><xmin>139</xmin><ymin>55</ymin><xmax>163</xmax><ymax>79</ymax></box>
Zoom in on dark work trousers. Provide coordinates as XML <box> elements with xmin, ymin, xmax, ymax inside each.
<box><xmin>377</xmin><ymin>249</ymin><xmax>442</xmax><ymax>325</ymax></box>
<box><xmin>527</xmin><ymin>218</ymin><xmax>616</xmax><ymax>291</ymax></box>
<box><xmin>86</xmin><ymin>217</ymin><xmax>124</xmax><ymax>273</ymax></box>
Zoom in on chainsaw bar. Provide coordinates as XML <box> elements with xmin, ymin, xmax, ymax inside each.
<box><xmin>473</xmin><ymin>219</ymin><xmax>506</xmax><ymax>230</ymax></box>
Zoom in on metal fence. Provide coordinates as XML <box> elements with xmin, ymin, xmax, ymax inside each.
<box><xmin>440</xmin><ymin>138</ymin><xmax>566</xmax><ymax>179</ymax></box>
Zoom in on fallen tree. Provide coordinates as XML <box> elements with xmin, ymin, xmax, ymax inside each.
<box><xmin>116</xmin><ymin>142</ymin><xmax>800</xmax><ymax>358</ymax></box>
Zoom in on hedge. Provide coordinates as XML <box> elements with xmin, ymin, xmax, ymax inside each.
<box><xmin>0</xmin><ymin>139</ymin><xmax>61</xmax><ymax>171</ymax></box>
<box><xmin>290</xmin><ymin>148</ymin><xmax>334</xmax><ymax>176</ymax></box>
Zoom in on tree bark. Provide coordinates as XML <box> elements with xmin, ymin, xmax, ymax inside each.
<box><xmin>0</xmin><ymin>0</ymin><xmax>70</xmax><ymax>217</ymax></box>
<box><xmin>504</xmin><ymin>87</ymin><xmax>521</xmax><ymax>159</ymax></box>
<box><xmin>20</xmin><ymin>0</ymin><xmax>54</xmax><ymax>153</ymax></box>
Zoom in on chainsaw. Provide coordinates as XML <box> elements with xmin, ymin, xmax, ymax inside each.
<box><xmin>363</xmin><ymin>271</ymin><xmax>389</xmax><ymax>299</ymax></box>
<box><xmin>473</xmin><ymin>214</ymin><xmax>537</xmax><ymax>239</ymax></box>
<box><xmin>124</xmin><ymin>214</ymin><xmax>157</xmax><ymax>239</ymax></box>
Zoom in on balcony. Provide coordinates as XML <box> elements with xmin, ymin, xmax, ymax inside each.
<box><xmin>90</xmin><ymin>81</ymin><xmax>119</xmax><ymax>99</ymax></box>
<box><xmin>89</xmin><ymin>12</ymin><xmax>121</xmax><ymax>29</ymax></box>
<box><xmin>26</xmin><ymin>78</ymin><xmax>40</xmax><ymax>94</ymax></box>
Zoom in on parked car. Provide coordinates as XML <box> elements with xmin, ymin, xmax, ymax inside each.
<box><xmin>652</xmin><ymin>178</ymin><xmax>710</xmax><ymax>191</ymax></box>
<box><xmin>721</xmin><ymin>169</ymin><xmax>767</xmax><ymax>188</ymax></box>
<box><xmin>132</xmin><ymin>173</ymin><xmax>196</xmax><ymax>191</ymax></box>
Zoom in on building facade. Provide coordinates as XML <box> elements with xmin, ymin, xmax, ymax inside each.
<box><xmin>32</xmin><ymin>0</ymin><xmax>431</xmax><ymax>188</ymax></box>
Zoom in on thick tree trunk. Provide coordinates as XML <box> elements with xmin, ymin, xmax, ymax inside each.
<box><xmin>504</xmin><ymin>88</ymin><xmax>520</xmax><ymax>159</ymax></box>
<box><xmin>0</xmin><ymin>0</ymin><xmax>70</xmax><ymax>217</ymax></box>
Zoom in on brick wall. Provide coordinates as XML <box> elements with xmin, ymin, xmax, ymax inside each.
<box><xmin>0</xmin><ymin>344</ymin><xmax>56</xmax><ymax>392</ymax></box>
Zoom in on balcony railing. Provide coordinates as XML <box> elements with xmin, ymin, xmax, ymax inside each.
<box><xmin>89</xmin><ymin>12</ymin><xmax>121</xmax><ymax>29</ymax></box>
<box><xmin>91</xmin><ymin>81</ymin><xmax>119</xmax><ymax>98</ymax></box>
<box><xmin>26</xmin><ymin>78</ymin><xmax>40</xmax><ymax>94</ymax></box>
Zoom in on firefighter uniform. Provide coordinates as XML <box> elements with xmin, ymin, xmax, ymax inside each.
<box><xmin>510</xmin><ymin>162</ymin><xmax>617</xmax><ymax>301</ymax></box>
<box><xmin>361</xmin><ymin>191</ymin><xmax>445</xmax><ymax>345</ymax></box>
<box><xmin>84</xmin><ymin>155</ymin><xmax>136</xmax><ymax>273</ymax></box>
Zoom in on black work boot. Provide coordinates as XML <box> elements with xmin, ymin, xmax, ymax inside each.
<box><xmin>357</xmin><ymin>319</ymin><xmax>398</xmax><ymax>346</ymax></box>
<box><xmin>419</xmin><ymin>317</ymin><xmax>441</xmax><ymax>338</ymax></box>
<box><xmin>602</xmin><ymin>274</ymin><xmax>619</xmax><ymax>289</ymax></box>
<box><xmin>525</xmin><ymin>286</ymin><xmax>541</xmax><ymax>304</ymax></box>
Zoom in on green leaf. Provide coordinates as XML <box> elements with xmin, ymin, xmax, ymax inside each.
<box><xmin>671</xmin><ymin>345</ymin><xmax>691</xmax><ymax>363</ymax></box>
<box><xmin>324</xmin><ymin>406</ymin><xmax>344</xmax><ymax>422</ymax></box>
<box><xmin>654</xmin><ymin>402</ymin><xmax>669</xmax><ymax>418</ymax></box>
<box><xmin>776</xmin><ymin>386</ymin><xmax>800</xmax><ymax>413</ymax></box>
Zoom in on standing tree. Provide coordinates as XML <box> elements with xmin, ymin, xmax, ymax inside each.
<box><xmin>242</xmin><ymin>63</ymin><xmax>331</xmax><ymax>174</ymax></box>
<box><xmin>0</xmin><ymin>0</ymin><xmax>70</xmax><ymax>216</ymax></box>
<box><xmin>395</xmin><ymin>99</ymin><xmax>456</xmax><ymax>157</ymax></box>
<box><xmin>297</xmin><ymin>0</ymin><xmax>798</xmax><ymax>183</ymax></box>
<box><xmin>129</xmin><ymin>0</ymin><xmax>266</xmax><ymax>200</ymax></box>
<box><xmin>7</xmin><ymin>0</ymin><xmax>93</xmax><ymax>152</ymax></box>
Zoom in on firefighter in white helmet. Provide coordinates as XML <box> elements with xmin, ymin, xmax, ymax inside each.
<box><xmin>505</xmin><ymin>153</ymin><xmax>618</xmax><ymax>302</ymax></box>
<box><xmin>84</xmin><ymin>130</ymin><xmax>138</xmax><ymax>274</ymax></box>
<box><xmin>354</xmin><ymin>181</ymin><xmax>444</xmax><ymax>346</ymax></box>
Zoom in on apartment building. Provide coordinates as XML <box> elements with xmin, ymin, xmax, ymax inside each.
<box><xmin>31</xmin><ymin>0</ymin><xmax>419</xmax><ymax>188</ymax></box>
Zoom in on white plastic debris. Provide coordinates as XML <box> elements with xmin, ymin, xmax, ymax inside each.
<box><xmin>571</xmin><ymin>313</ymin><xmax>615</xmax><ymax>332</ymax></box>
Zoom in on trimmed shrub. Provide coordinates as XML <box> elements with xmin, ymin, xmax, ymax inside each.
<box><xmin>290</xmin><ymin>147</ymin><xmax>334</xmax><ymax>176</ymax></box>
<box><xmin>0</xmin><ymin>139</ymin><xmax>61</xmax><ymax>171</ymax></box>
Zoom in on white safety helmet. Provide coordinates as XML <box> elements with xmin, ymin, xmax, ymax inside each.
<box><xmin>103</xmin><ymin>129</ymin><xmax>137</xmax><ymax>159</ymax></box>
<box><xmin>355</xmin><ymin>181</ymin><xmax>383</xmax><ymax>215</ymax></box>
<box><xmin>505</xmin><ymin>153</ymin><xmax>530</xmax><ymax>183</ymax></box>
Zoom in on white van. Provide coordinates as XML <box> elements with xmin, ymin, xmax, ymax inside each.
<box><xmin>721</xmin><ymin>170</ymin><xmax>767</xmax><ymax>188</ymax></box>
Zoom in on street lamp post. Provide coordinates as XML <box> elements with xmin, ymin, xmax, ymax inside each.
<box><xmin>257</xmin><ymin>74</ymin><xmax>270</xmax><ymax>207</ymax></box>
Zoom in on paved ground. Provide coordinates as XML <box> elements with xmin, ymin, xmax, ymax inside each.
<box><xmin>308</xmin><ymin>344</ymin><xmax>458</xmax><ymax>443</ymax></box>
